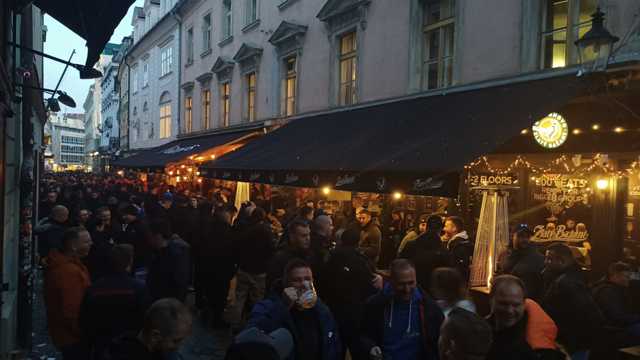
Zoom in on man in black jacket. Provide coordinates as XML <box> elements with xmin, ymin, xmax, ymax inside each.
<box><xmin>231</xmin><ymin>207</ymin><xmax>276</xmax><ymax>332</ymax></box>
<box><xmin>86</xmin><ymin>206</ymin><xmax>120</xmax><ymax>281</ymax></box>
<box><xmin>198</xmin><ymin>204</ymin><xmax>237</xmax><ymax>328</ymax></box>
<box><xmin>500</xmin><ymin>225</ymin><xmax>545</xmax><ymax>301</ymax></box>
<box><xmin>322</xmin><ymin>227</ymin><xmax>381</xmax><ymax>359</ymax></box>
<box><xmin>35</xmin><ymin>205</ymin><xmax>69</xmax><ymax>260</ymax></box>
<box><xmin>542</xmin><ymin>243</ymin><xmax>604</xmax><ymax>359</ymax></box>
<box><xmin>116</xmin><ymin>205</ymin><xmax>151</xmax><ymax>272</ymax></box>
<box><xmin>267</xmin><ymin>219</ymin><xmax>312</xmax><ymax>294</ymax></box>
<box><xmin>360</xmin><ymin>259</ymin><xmax>443</xmax><ymax>360</ymax></box>
<box><xmin>105</xmin><ymin>298</ymin><xmax>192</xmax><ymax>360</ymax></box>
<box><xmin>592</xmin><ymin>261</ymin><xmax>640</xmax><ymax>345</ymax></box>
<box><xmin>80</xmin><ymin>244</ymin><xmax>151</xmax><ymax>360</ymax></box>
<box><xmin>399</xmin><ymin>215</ymin><xmax>452</xmax><ymax>291</ymax></box>
<box><xmin>146</xmin><ymin>220</ymin><xmax>191</xmax><ymax>302</ymax></box>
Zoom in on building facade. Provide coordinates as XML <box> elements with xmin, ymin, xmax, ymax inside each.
<box><xmin>167</xmin><ymin>0</ymin><xmax>640</xmax><ymax>138</ymax></box>
<box><xmin>125</xmin><ymin>0</ymin><xmax>181</xmax><ymax>151</ymax></box>
<box><xmin>84</xmin><ymin>50</ymin><xmax>114</xmax><ymax>171</ymax></box>
<box><xmin>99</xmin><ymin>43</ymin><xmax>122</xmax><ymax>159</ymax></box>
<box><xmin>0</xmin><ymin>0</ymin><xmax>47</xmax><ymax>354</ymax></box>
<box><xmin>117</xmin><ymin>37</ymin><xmax>133</xmax><ymax>153</ymax></box>
<box><xmin>46</xmin><ymin>113</ymin><xmax>86</xmax><ymax>171</ymax></box>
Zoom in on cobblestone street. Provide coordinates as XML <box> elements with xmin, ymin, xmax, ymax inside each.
<box><xmin>28</xmin><ymin>272</ymin><xmax>231</xmax><ymax>360</ymax></box>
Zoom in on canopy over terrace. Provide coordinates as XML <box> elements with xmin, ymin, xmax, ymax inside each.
<box><xmin>28</xmin><ymin>0</ymin><xmax>136</xmax><ymax>67</ymax></box>
<box><xmin>200</xmin><ymin>71</ymin><xmax>588</xmax><ymax>197</ymax></box>
<box><xmin>113</xmin><ymin>130</ymin><xmax>259</xmax><ymax>171</ymax></box>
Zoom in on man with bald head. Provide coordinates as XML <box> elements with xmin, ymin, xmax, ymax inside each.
<box><xmin>486</xmin><ymin>275</ymin><xmax>563</xmax><ymax>359</ymax></box>
<box><xmin>107</xmin><ymin>298</ymin><xmax>193</xmax><ymax>359</ymax></box>
<box><xmin>311</xmin><ymin>214</ymin><xmax>334</xmax><ymax>263</ymax></box>
<box><xmin>35</xmin><ymin>204</ymin><xmax>70</xmax><ymax>260</ymax></box>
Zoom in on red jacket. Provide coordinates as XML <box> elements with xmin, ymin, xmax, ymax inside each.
<box><xmin>45</xmin><ymin>250</ymin><xmax>91</xmax><ymax>348</ymax></box>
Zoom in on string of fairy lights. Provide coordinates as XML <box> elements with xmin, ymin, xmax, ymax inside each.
<box><xmin>465</xmin><ymin>153</ymin><xmax>640</xmax><ymax>179</ymax></box>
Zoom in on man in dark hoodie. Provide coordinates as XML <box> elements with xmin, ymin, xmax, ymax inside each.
<box><xmin>399</xmin><ymin>215</ymin><xmax>452</xmax><ymax>291</ymax></box>
<box><xmin>146</xmin><ymin>219</ymin><xmax>191</xmax><ymax>302</ymax></box>
<box><xmin>360</xmin><ymin>259</ymin><xmax>444</xmax><ymax>360</ymax></box>
<box><xmin>106</xmin><ymin>298</ymin><xmax>192</xmax><ymax>360</ymax></box>
<box><xmin>116</xmin><ymin>204</ymin><xmax>152</xmax><ymax>272</ymax></box>
<box><xmin>542</xmin><ymin>243</ymin><xmax>604</xmax><ymax>360</ymax></box>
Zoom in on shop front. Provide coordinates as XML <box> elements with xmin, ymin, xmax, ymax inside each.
<box><xmin>462</xmin><ymin>77</ymin><xmax>640</xmax><ymax>277</ymax></box>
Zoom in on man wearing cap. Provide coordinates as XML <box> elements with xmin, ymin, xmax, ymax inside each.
<box><xmin>499</xmin><ymin>225</ymin><xmax>545</xmax><ymax>301</ymax></box>
<box><xmin>116</xmin><ymin>204</ymin><xmax>152</xmax><ymax>271</ymax></box>
<box><xmin>147</xmin><ymin>192</ymin><xmax>173</xmax><ymax>222</ymax></box>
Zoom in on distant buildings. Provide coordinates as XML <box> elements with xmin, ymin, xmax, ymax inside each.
<box><xmin>45</xmin><ymin>113</ymin><xmax>86</xmax><ymax>171</ymax></box>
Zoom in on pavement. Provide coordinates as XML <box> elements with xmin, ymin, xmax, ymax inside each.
<box><xmin>28</xmin><ymin>271</ymin><xmax>232</xmax><ymax>360</ymax></box>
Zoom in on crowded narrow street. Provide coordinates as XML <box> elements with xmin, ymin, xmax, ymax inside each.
<box><xmin>2</xmin><ymin>0</ymin><xmax>640</xmax><ymax>359</ymax></box>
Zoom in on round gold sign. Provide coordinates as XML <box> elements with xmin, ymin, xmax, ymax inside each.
<box><xmin>532</xmin><ymin>113</ymin><xmax>568</xmax><ymax>149</ymax></box>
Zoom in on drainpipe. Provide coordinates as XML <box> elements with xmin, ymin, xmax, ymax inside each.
<box><xmin>171</xmin><ymin>3</ymin><xmax>183</xmax><ymax>138</ymax></box>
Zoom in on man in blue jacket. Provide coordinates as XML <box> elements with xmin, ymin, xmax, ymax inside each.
<box><xmin>246</xmin><ymin>258</ymin><xmax>341</xmax><ymax>360</ymax></box>
<box><xmin>360</xmin><ymin>259</ymin><xmax>444</xmax><ymax>360</ymax></box>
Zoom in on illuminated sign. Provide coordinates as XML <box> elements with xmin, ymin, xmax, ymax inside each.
<box><xmin>532</xmin><ymin>113</ymin><xmax>568</xmax><ymax>149</ymax></box>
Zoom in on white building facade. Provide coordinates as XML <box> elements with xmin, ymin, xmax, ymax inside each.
<box><xmin>126</xmin><ymin>0</ymin><xmax>181</xmax><ymax>151</ymax></box>
<box><xmin>47</xmin><ymin>113</ymin><xmax>86</xmax><ymax>170</ymax></box>
<box><xmin>100</xmin><ymin>57</ymin><xmax>120</xmax><ymax>152</ymax></box>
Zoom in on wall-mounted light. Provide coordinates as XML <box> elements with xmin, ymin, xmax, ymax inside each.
<box><xmin>393</xmin><ymin>192</ymin><xmax>403</xmax><ymax>200</ymax></box>
<box><xmin>521</xmin><ymin>129</ymin><xmax>529</xmax><ymax>135</ymax></box>
<box><xmin>572</xmin><ymin>128</ymin><xmax>582</xmax><ymax>135</ymax></box>
<box><xmin>210</xmin><ymin>154</ymin><xmax>216</xmax><ymax>159</ymax></box>
<box><xmin>168</xmin><ymin>170</ymin><xmax>174</xmax><ymax>176</ymax></box>
<box><xmin>322</xmin><ymin>186</ymin><xmax>331</xmax><ymax>195</ymax></box>
<box><xmin>596</xmin><ymin>178</ymin><xmax>609</xmax><ymax>190</ymax></box>
<box><xmin>614</xmin><ymin>126</ymin><xmax>625</xmax><ymax>133</ymax></box>
<box><xmin>592</xmin><ymin>124</ymin><xmax>600</xmax><ymax>130</ymax></box>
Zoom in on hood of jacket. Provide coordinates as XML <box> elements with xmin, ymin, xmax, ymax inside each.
<box><xmin>524</xmin><ymin>299</ymin><xmax>558</xmax><ymax>350</ymax></box>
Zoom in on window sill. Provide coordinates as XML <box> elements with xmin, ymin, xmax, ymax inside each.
<box><xmin>142</xmin><ymin>84</ymin><xmax>149</xmax><ymax>89</ymax></box>
<box><xmin>200</xmin><ymin>49</ymin><xmax>212</xmax><ymax>58</ymax></box>
<box><xmin>278</xmin><ymin>0</ymin><xmax>299</xmax><ymax>11</ymax></box>
<box><xmin>218</xmin><ymin>36</ymin><xmax>233</xmax><ymax>48</ymax></box>
<box><xmin>242</xmin><ymin>19</ymin><xmax>260</xmax><ymax>33</ymax></box>
<box><xmin>159</xmin><ymin>71</ymin><xmax>173</xmax><ymax>80</ymax></box>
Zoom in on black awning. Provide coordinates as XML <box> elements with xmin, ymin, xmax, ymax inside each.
<box><xmin>200</xmin><ymin>73</ymin><xmax>586</xmax><ymax>197</ymax></box>
<box><xmin>34</xmin><ymin>0</ymin><xmax>135</xmax><ymax>66</ymax></box>
<box><xmin>113</xmin><ymin>130</ymin><xmax>257</xmax><ymax>170</ymax></box>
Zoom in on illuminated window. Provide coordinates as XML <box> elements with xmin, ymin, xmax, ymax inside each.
<box><xmin>184</xmin><ymin>95</ymin><xmax>193</xmax><ymax>133</ymax></box>
<box><xmin>221</xmin><ymin>82</ymin><xmax>231</xmax><ymax>126</ymax></box>
<box><xmin>282</xmin><ymin>56</ymin><xmax>297</xmax><ymax>116</ymax></box>
<box><xmin>541</xmin><ymin>0</ymin><xmax>596</xmax><ymax>69</ymax></box>
<box><xmin>159</xmin><ymin>102</ymin><xmax>172</xmax><ymax>139</ymax></box>
<box><xmin>422</xmin><ymin>0</ymin><xmax>455</xmax><ymax>90</ymax></box>
<box><xmin>338</xmin><ymin>32</ymin><xmax>357</xmax><ymax>106</ymax></box>
<box><xmin>202</xmin><ymin>89</ymin><xmax>211</xmax><ymax>129</ymax></box>
<box><xmin>246</xmin><ymin>72</ymin><xmax>256</xmax><ymax>122</ymax></box>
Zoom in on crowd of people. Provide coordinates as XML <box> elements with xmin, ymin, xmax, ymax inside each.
<box><xmin>35</xmin><ymin>173</ymin><xmax>640</xmax><ymax>360</ymax></box>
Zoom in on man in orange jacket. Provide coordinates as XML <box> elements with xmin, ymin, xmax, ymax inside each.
<box><xmin>45</xmin><ymin>226</ymin><xmax>93</xmax><ymax>359</ymax></box>
<box><xmin>486</xmin><ymin>275</ymin><xmax>565</xmax><ymax>360</ymax></box>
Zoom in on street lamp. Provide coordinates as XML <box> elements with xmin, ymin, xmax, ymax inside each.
<box><xmin>8</xmin><ymin>42</ymin><xmax>103</xmax><ymax>79</ymax></box>
<box><xmin>575</xmin><ymin>8</ymin><xmax>619</xmax><ymax>74</ymax></box>
<box><xmin>15</xmin><ymin>84</ymin><xmax>77</xmax><ymax>110</ymax></box>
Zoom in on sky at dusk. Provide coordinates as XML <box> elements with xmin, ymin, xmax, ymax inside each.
<box><xmin>43</xmin><ymin>0</ymin><xmax>144</xmax><ymax>114</ymax></box>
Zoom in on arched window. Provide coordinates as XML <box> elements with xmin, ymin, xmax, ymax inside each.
<box><xmin>159</xmin><ymin>92</ymin><xmax>172</xmax><ymax>139</ymax></box>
